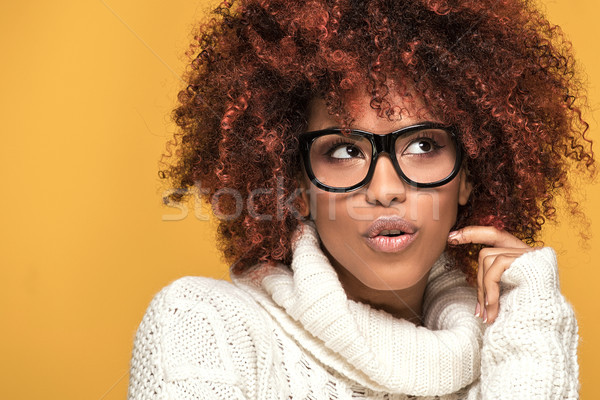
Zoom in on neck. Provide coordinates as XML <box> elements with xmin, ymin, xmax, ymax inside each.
<box><xmin>328</xmin><ymin>255</ymin><xmax>430</xmax><ymax>326</ymax></box>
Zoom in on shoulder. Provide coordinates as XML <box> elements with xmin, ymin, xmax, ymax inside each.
<box><xmin>160</xmin><ymin>275</ymin><xmax>262</xmax><ymax>310</ymax></box>
<box><xmin>501</xmin><ymin>246</ymin><xmax>559</xmax><ymax>290</ymax></box>
<box><xmin>478</xmin><ymin>247</ymin><xmax>580</xmax><ymax>398</ymax></box>
<box><xmin>136</xmin><ymin>276</ymin><xmax>274</xmax><ymax>383</ymax></box>
<box><xmin>147</xmin><ymin>275</ymin><xmax>274</xmax><ymax>339</ymax></box>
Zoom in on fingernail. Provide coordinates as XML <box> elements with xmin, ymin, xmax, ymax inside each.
<box><xmin>448</xmin><ymin>231</ymin><xmax>459</xmax><ymax>239</ymax></box>
<box><xmin>475</xmin><ymin>302</ymin><xmax>480</xmax><ymax>317</ymax></box>
<box><xmin>482</xmin><ymin>307</ymin><xmax>488</xmax><ymax>323</ymax></box>
<box><xmin>485</xmin><ymin>297</ymin><xmax>489</xmax><ymax>307</ymax></box>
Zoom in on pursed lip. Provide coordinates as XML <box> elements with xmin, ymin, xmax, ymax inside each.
<box><xmin>364</xmin><ymin>215</ymin><xmax>418</xmax><ymax>238</ymax></box>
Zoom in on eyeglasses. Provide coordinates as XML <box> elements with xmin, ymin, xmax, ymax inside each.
<box><xmin>299</xmin><ymin>122</ymin><xmax>463</xmax><ymax>193</ymax></box>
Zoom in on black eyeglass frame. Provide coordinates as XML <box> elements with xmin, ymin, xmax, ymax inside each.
<box><xmin>298</xmin><ymin>122</ymin><xmax>464</xmax><ymax>193</ymax></box>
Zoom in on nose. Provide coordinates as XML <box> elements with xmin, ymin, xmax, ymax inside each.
<box><xmin>364</xmin><ymin>154</ymin><xmax>408</xmax><ymax>207</ymax></box>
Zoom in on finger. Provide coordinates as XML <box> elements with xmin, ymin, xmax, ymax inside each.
<box><xmin>478</xmin><ymin>251</ymin><xmax>498</xmax><ymax>321</ymax></box>
<box><xmin>478</xmin><ymin>247</ymin><xmax>532</xmax><ymax>267</ymax></box>
<box><xmin>448</xmin><ymin>226</ymin><xmax>529</xmax><ymax>249</ymax></box>
<box><xmin>477</xmin><ymin>249</ymin><xmax>531</xmax><ymax>321</ymax></box>
<box><xmin>476</xmin><ymin>254</ymin><xmax>485</xmax><ymax>318</ymax></box>
<box><xmin>478</xmin><ymin>251</ymin><xmax>505</xmax><ymax>319</ymax></box>
<box><xmin>482</xmin><ymin>253</ymin><xmax>524</xmax><ymax>323</ymax></box>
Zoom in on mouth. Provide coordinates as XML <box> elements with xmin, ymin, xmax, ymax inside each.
<box><xmin>377</xmin><ymin>229</ymin><xmax>406</xmax><ymax>237</ymax></box>
<box><xmin>364</xmin><ymin>216</ymin><xmax>418</xmax><ymax>253</ymax></box>
<box><xmin>365</xmin><ymin>216</ymin><xmax>417</xmax><ymax>238</ymax></box>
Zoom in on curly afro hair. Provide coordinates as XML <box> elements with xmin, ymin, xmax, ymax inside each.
<box><xmin>160</xmin><ymin>0</ymin><xmax>595</xmax><ymax>281</ymax></box>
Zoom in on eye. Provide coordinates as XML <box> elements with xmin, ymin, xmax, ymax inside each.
<box><xmin>328</xmin><ymin>143</ymin><xmax>364</xmax><ymax>159</ymax></box>
<box><xmin>403</xmin><ymin>138</ymin><xmax>441</xmax><ymax>155</ymax></box>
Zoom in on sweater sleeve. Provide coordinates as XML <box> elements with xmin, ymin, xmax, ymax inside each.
<box><xmin>127</xmin><ymin>278</ymin><xmax>251</xmax><ymax>400</ymax></box>
<box><xmin>471</xmin><ymin>247</ymin><xmax>580</xmax><ymax>399</ymax></box>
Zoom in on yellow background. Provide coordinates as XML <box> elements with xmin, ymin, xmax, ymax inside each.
<box><xmin>0</xmin><ymin>0</ymin><xmax>597</xmax><ymax>398</ymax></box>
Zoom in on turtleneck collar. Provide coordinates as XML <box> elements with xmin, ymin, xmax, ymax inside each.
<box><xmin>231</xmin><ymin>221</ymin><xmax>483</xmax><ymax>396</ymax></box>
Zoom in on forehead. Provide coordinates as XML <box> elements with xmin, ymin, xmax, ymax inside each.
<box><xmin>306</xmin><ymin>88</ymin><xmax>439</xmax><ymax>134</ymax></box>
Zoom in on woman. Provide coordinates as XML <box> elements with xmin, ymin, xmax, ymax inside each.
<box><xmin>128</xmin><ymin>0</ymin><xmax>595</xmax><ymax>398</ymax></box>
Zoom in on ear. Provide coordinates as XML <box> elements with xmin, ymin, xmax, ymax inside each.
<box><xmin>296</xmin><ymin>172</ymin><xmax>311</xmax><ymax>218</ymax></box>
<box><xmin>457</xmin><ymin>165</ymin><xmax>473</xmax><ymax>206</ymax></box>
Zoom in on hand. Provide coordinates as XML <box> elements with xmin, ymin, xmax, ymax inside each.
<box><xmin>447</xmin><ymin>226</ymin><xmax>539</xmax><ymax>324</ymax></box>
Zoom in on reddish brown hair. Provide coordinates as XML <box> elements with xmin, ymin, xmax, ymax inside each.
<box><xmin>160</xmin><ymin>0</ymin><xmax>595</xmax><ymax>280</ymax></box>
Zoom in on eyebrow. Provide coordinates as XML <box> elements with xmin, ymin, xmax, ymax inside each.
<box><xmin>318</xmin><ymin>121</ymin><xmax>444</xmax><ymax>132</ymax></box>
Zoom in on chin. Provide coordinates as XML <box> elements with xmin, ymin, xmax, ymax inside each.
<box><xmin>357</xmin><ymin>265</ymin><xmax>431</xmax><ymax>291</ymax></box>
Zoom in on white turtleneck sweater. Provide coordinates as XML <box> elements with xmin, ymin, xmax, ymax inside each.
<box><xmin>127</xmin><ymin>222</ymin><xmax>579</xmax><ymax>399</ymax></box>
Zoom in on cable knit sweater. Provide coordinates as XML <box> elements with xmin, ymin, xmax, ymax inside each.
<box><xmin>127</xmin><ymin>221</ymin><xmax>579</xmax><ymax>399</ymax></box>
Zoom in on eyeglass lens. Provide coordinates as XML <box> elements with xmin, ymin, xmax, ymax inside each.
<box><xmin>308</xmin><ymin>128</ymin><xmax>457</xmax><ymax>188</ymax></box>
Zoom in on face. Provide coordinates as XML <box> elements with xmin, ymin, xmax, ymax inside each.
<box><xmin>297</xmin><ymin>91</ymin><xmax>472</xmax><ymax>292</ymax></box>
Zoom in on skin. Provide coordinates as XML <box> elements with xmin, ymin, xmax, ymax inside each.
<box><xmin>297</xmin><ymin>91</ymin><xmax>472</xmax><ymax>324</ymax></box>
<box><xmin>448</xmin><ymin>226</ymin><xmax>537</xmax><ymax>323</ymax></box>
<box><xmin>297</xmin><ymin>90</ymin><xmax>537</xmax><ymax>325</ymax></box>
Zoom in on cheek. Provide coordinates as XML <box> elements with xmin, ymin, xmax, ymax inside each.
<box><xmin>310</xmin><ymin>193</ymin><xmax>359</xmax><ymax>260</ymax></box>
<box><xmin>310</xmin><ymin>186</ymin><xmax>460</xmax><ymax>234</ymax></box>
<box><xmin>410</xmin><ymin>185</ymin><xmax>461</xmax><ymax>254</ymax></box>
<box><xmin>411</xmin><ymin>189</ymin><xmax>459</xmax><ymax>225</ymax></box>
<box><xmin>308</xmin><ymin>184</ymin><xmax>461</xmax><ymax>259</ymax></box>
<box><xmin>311</xmin><ymin>193</ymin><xmax>352</xmax><ymax>233</ymax></box>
